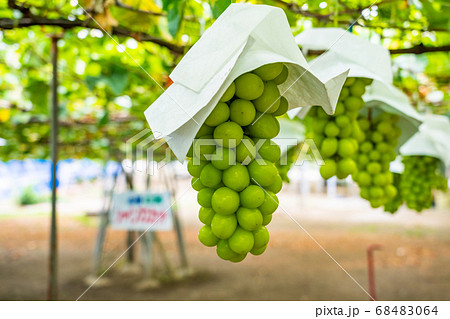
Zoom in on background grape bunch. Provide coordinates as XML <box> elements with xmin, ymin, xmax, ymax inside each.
<box><xmin>187</xmin><ymin>63</ymin><xmax>290</xmax><ymax>262</ymax></box>
<box><xmin>384</xmin><ymin>172</ymin><xmax>403</xmax><ymax>213</ymax></box>
<box><xmin>399</xmin><ymin>155</ymin><xmax>447</xmax><ymax>212</ymax></box>
<box><xmin>352</xmin><ymin>112</ymin><xmax>401</xmax><ymax>208</ymax></box>
<box><xmin>305</xmin><ymin>77</ymin><xmax>372</xmax><ymax>180</ymax></box>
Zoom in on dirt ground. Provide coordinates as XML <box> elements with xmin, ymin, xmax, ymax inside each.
<box><xmin>1</xmin><ymin>208</ymin><xmax>449</xmax><ymax>301</ymax></box>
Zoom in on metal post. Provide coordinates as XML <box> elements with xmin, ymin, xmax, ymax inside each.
<box><xmin>47</xmin><ymin>35</ymin><xmax>59</xmax><ymax>301</ymax></box>
<box><xmin>367</xmin><ymin>244</ymin><xmax>382</xmax><ymax>301</ymax></box>
<box><xmin>161</xmin><ymin>167</ymin><xmax>188</xmax><ymax>269</ymax></box>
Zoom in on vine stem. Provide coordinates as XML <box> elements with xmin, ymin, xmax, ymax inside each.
<box><xmin>333</xmin><ymin>0</ymin><xmax>339</xmax><ymax>28</ymax></box>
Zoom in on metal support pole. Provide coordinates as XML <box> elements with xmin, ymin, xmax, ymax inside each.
<box><xmin>47</xmin><ymin>35</ymin><xmax>60</xmax><ymax>301</ymax></box>
<box><xmin>367</xmin><ymin>244</ymin><xmax>382</xmax><ymax>301</ymax></box>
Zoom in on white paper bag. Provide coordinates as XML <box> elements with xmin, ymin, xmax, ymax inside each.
<box><xmin>295</xmin><ymin>28</ymin><xmax>393</xmax><ymax>84</ymax></box>
<box><xmin>144</xmin><ymin>4</ymin><xmax>348</xmax><ymax>161</ymax></box>
<box><xmin>400</xmin><ymin>114</ymin><xmax>450</xmax><ymax>172</ymax></box>
<box><xmin>293</xmin><ymin>27</ymin><xmax>392</xmax><ymax>118</ymax></box>
<box><xmin>363</xmin><ymin>81</ymin><xmax>423</xmax><ymax>149</ymax></box>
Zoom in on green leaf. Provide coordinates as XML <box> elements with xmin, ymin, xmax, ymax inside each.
<box><xmin>162</xmin><ymin>0</ymin><xmax>184</xmax><ymax>37</ymax></box>
<box><xmin>211</xmin><ymin>0</ymin><xmax>231</xmax><ymax>19</ymax></box>
<box><xmin>25</xmin><ymin>80</ymin><xmax>49</xmax><ymax>113</ymax></box>
<box><xmin>106</xmin><ymin>66</ymin><xmax>129</xmax><ymax>95</ymax></box>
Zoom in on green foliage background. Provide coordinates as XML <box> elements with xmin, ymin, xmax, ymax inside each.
<box><xmin>0</xmin><ymin>0</ymin><xmax>448</xmax><ymax>161</ymax></box>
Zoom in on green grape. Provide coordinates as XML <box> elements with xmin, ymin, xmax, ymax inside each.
<box><xmin>216</xmin><ymin>239</ymin><xmax>239</xmax><ymax>260</ymax></box>
<box><xmin>253</xmin><ymin>62</ymin><xmax>284</xmax><ymax>81</ymax></box>
<box><xmin>248</xmin><ymin>159</ymin><xmax>278</xmax><ymax>186</ymax></box>
<box><xmin>187</xmin><ymin>158</ymin><xmax>208</xmax><ymax>177</ymax></box>
<box><xmin>397</xmin><ymin>155</ymin><xmax>447</xmax><ymax>212</ymax></box>
<box><xmin>234</xmin><ymin>73</ymin><xmax>264</xmax><ymax>100</ymax></box>
<box><xmin>198</xmin><ymin>207</ymin><xmax>215</xmax><ymax>226</ymax></box>
<box><xmin>228</xmin><ymin>226</ymin><xmax>255</xmax><ymax>254</ymax></box>
<box><xmin>258</xmin><ymin>191</ymin><xmax>279</xmax><ymax>215</ymax></box>
<box><xmin>199</xmin><ymin>163</ymin><xmax>222</xmax><ymax>188</ymax></box>
<box><xmin>211</xmin><ymin>187</ymin><xmax>240</xmax><ymax>215</ymax></box>
<box><xmin>229</xmin><ymin>99</ymin><xmax>256</xmax><ymax>126</ymax></box>
<box><xmin>213</xmin><ymin>121</ymin><xmax>243</xmax><ymax>148</ymax></box>
<box><xmin>353</xmin><ymin>112</ymin><xmax>402</xmax><ymax>210</ymax></box>
<box><xmin>273</xmin><ymin>65</ymin><xmax>289</xmax><ymax>85</ymax></box>
<box><xmin>304</xmin><ymin>77</ymin><xmax>373</xmax><ymax>180</ymax></box>
<box><xmin>246</xmin><ymin>112</ymin><xmax>280</xmax><ymax>139</ymax></box>
<box><xmin>219</xmin><ymin>82</ymin><xmax>236</xmax><ymax>103</ymax></box>
<box><xmin>197</xmin><ymin>187</ymin><xmax>215</xmax><ymax>208</ymax></box>
<box><xmin>198</xmin><ymin>225</ymin><xmax>219</xmax><ymax>247</ymax></box>
<box><xmin>253</xmin><ymin>81</ymin><xmax>281</xmax><ymax>114</ymax></box>
<box><xmin>255</xmin><ymin>138</ymin><xmax>281</xmax><ymax>163</ymax></box>
<box><xmin>223</xmin><ymin>163</ymin><xmax>250</xmax><ymax>192</ymax></box>
<box><xmin>240</xmin><ymin>185</ymin><xmax>265</xmax><ymax>208</ymax></box>
<box><xmin>236</xmin><ymin>207</ymin><xmax>263</xmax><ymax>231</ymax></box>
<box><xmin>272</xmin><ymin>96</ymin><xmax>289</xmax><ymax>117</ymax></box>
<box><xmin>211</xmin><ymin>213</ymin><xmax>238</xmax><ymax>239</ymax></box>
<box><xmin>204</xmin><ymin>102</ymin><xmax>230</xmax><ymax>126</ymax></box>
<box><xmin>193</xmin><ymin>65</ymin><xmax>289</xmax><ymax>261</ymax></box>
<box><xmin>236</xmin><ymin>136</ymin><xmax>256</xmax><ymax>164</ymax></box>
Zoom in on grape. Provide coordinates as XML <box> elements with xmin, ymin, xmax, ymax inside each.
<box><xmin>222</xmin><ymin>163</ymin><xmax>250</xmax><ymax>192</ymax></box>
<box><xmin>272</xmin><ymin>96</ymin><xmax>289</xmax><ymax>117</ymax></box>
<box><xmin>248</xmin><ymin>159</ymin><xmax>278</xmax><ymax>186</ymax></box>
<box><xmin>199</xmin><ymin>163</ymin><xmax>222</xmax><ymax>188</ymax></box>
<box><xmin>219</xmin><ymin>82</ymin><xmax>236</xmax><ymax>103</ymax></box>
<box><xmin>258</xmin><ymin>191</ymin><xmax>279</xmax><ymax>215</ymax></box>
<box><xmin>197</xmin><ymin>188</ymin><xmax>215</xmax><ymax>208</ymax></box>
<box><xmin>211</xmin><ymin>214</ymin><xmax>238</xmax><ymax>239</ymax></box>
<box><xmin>211</xmin><ymin>187</ymin><xmax>240</xmax><ymax>215</ymax></box>
<box><xmin>253</xmin><ymin>62</ymin><xmax>284</xmax><ymax>81</ymax></box>
<box><xmin>395</xmin><ymin>155</ymin><xmax>447</xmax><ymax>212</ymax></box>
<box><xmin>216</xmin><ymin>239</ymin><xmax>239</xmax><ymax>260</ymax></box>
<box><xmin>240</xmin><ymin>185</ymin><xmax>265</xmax><ymax>208</ymax></box>
<box><xmin>250</xmin><ymin>245</ymin><xmax>267</xmax><ymax>256</ymax></box>
<box><xmin>235</xmin><ymin>136</ymin><xmax>256</xmax><ymax>164</ymax></box>
<box><xmin>305</xmin><ymin>77</ymin><xmax>372</xmax><ymax>180</ymax></box>
<box><xmin>320</xmin><ymin>159</ymin><xmax>337</xmax><ymax>180</ymax></box>
<box><xmin>228</xmin><ymin>226</ymin><xmax>254</xmax><ymax>254</ymax></box>
<box><xmin>273</xmin><ymin>65</ymin><xmax>289</xmax><ymax>85</ymax></box>
<box><xmin>253</xmin><ymin>81</ymin><xmax>281</xmax><ymax>113</ymax></box>
<box><xmin>213</xmin><ymin>121</ymin><xmax>243</xmax><ymax>148</ymax></box>
<box><xmin>229</xmin><ymin>99</ymin><xmax>256</xmax><ymax>126</ymax></box>
<box><xmin>255</xmin><ymin>139</ymin><xmax>281</xmax><ymax>163</ymax></box>
<box><xmin>198</xmin><ymin>225</ymin><xmax>219</xmax><ymax>247</ymax></box>
<box><xmin>190</xmin><ymin>64</ymin><xmax>291</xmax><ymax>261</ymax></box>
<box><xmin>246</xmin><ymin>112</ymin><xmax>280</xmax><ymax>139</ymax></box>
<box><xmin>204</xmin><ymin>102</ymin><xmax>230</xmax><ymax>126</ymax></box>
<box><xmin>265</xmin><ymin>174</ymin><xmax>283</xmax><ymax>194</ymax></box>
<box><xmin>198</xmin><ymin>207</ymin><xmax>215</xmax><ymax>226</ymax></box>
<box><xmin>187</xmin><ymin>159</ymin><xmax>208</xmax><ymax>177</ymax></box>
<box><xmin>211</xmin><ymin>147</ymin><xmax>236</xmax><ymax>170</ymax></box>
<box><xmin>236</xmin><ymin>207</ymin><xmax>263</xmax><ymax>231</ymax></box>
<box><xmin>234</xmin><ymin>73</ymin><xmax>264</xmax><ymax>100</ymax></box>
<box><xmin>353</xmin><ymin>112</ymin><xmax>401</xmax><ymax>209</ymax></box>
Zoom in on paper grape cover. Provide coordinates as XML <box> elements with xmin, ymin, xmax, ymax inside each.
<box><xmin>144</xmin><ymin>4</ymin><xmax>348</xmax><ymax>161</ymax></box>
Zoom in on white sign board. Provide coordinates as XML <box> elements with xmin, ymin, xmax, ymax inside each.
<box><xmin>110</xmin><ymin>191</ymin><xmax>173</xmax><ymax>231</ymax></box>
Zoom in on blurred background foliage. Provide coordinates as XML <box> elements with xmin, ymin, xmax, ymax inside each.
<box><xmin>0</xmin><ymin>0</ymin><xmax>449</xmax><ymax>162</ymax></box>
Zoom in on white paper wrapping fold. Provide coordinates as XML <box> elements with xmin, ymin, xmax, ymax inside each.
<box><xmin>363</xmin><ymin>81</ymin><xmax>423</xmax><ymax>149</ymax></box>
<box><xmin>144</xmin><ymin>4</ymin><xmax>348</xmax><ymax>161</ymax></box>
<box><xmin>400</xmin><ymin>114</ymin><xmax>450</xmax><ymax>171</ymax></box>
<box><xmin>293</xmin><ymin>28</ymin><xmax>393</xmax><ymax>119</ymax></box>
<box><xmin>295</xmin><ymin>28</ymin><xmax>393</xmax><ymax>84</ymax></box>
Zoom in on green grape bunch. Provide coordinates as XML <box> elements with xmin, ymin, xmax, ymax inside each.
<box><xmin>384</xmin><ymin>172</ymin><xmax>403</xmax><ymax>214</ymax></box>
<box><xmin>353</xmin><ymin>112</ymin><xmax>401</xmax><ymax>209</ymax></box>
<box><xmin>187</xmin><ymin>63</ymin><xmax>290</xmax><ymax>262</ymax></box>
<box><xmin>305</xmin><ymin>77</ymin><xmax>372</xmax><ymax>180</ymax></box>
<box><xmin>399</xmin><ymin>155</ymin><xmax>448</xmax><ymax>212</ymax></box>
